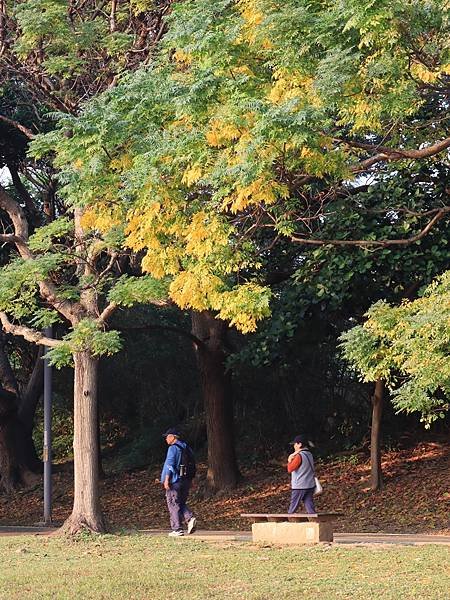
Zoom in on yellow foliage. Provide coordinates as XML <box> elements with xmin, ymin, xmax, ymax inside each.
<box><xmin>170</xmin><ymin>115</ymin><xmax>193</xmax><ymax>130</ymax></box>
<box><xmin>339</xmin><ymin>96</ymin><xmax>384</xmax><ymax>133</ymax></box>
<box><xmin>110</xmin><ymin>154</ymin><xmax>133</xmax><ymax>171</ymax></box>
<box><xmin>141</xmin><ymin>253</ymin><xmax>166</xmax><ymax>279</ymax></box>
<box><xmin>184</xmin><ymin>212</ymin><xmax>228</xmax><ymax>258</ymax></box>
<box><xmin>181</xmin><ymin>164</ymin><xmax>203</xmax><ymax>186</ymax></box>
<box><xmin>169</xmin><ymin>270</ymin><xmax>223</xmax><ymax>311</ymax></box>
<box><xmin>173</xmin><ymin>49</ymin><xmax>193</xmax><ymax>65</ymax></box>
<box><xmin>80</xmin><ymin>206</ymin><xmax>122</xmax><ymax>232</ymax></box>
<box><xmin>72</xmin><ymin>158</ymin><xmax>84</xmax><ymax>170</ymax></box>
<box><xmin>237</xmin><ymin>0</ymin><xmax>263</xmax><ymax>43</ymax></box>
<box><xmin>230</xmin><ymin>65</ymin><xmax>254</xmax><ymax>77</ymax></box>
<box><xmin>225</xmin><ymin>178</ymin><xmax>288</xmax><ymax>212</ymax></box>
<box><xmin>206</xmin><ymin>119</ymin><xmax>242</xmax><ymax>147</ymax></box>
<box><xmin>410</xmin><ymin>62</ymin><xmax>439</xmax><ymax>84</ymax></box>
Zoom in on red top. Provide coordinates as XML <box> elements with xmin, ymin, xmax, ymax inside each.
<box><xmin>287</xmin><ymin>453</ymin><xmax>302</xmax><ymax>473</ymax></box>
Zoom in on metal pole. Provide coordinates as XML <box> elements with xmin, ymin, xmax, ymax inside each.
<box><xmin>43</xmin><ymin>326</ymin><xmax>53</xmax><ymax>525</ymax></box>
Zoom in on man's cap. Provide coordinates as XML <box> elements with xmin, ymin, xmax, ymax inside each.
<box><xmin>290</xmin><ymin>434</ymin><xmax>309</xmax><ymax>445</ymax></box>
<box><xmin>162</xmin><ymin>427</ymin><xmax>181</xmax><ymax>438</ymax></box>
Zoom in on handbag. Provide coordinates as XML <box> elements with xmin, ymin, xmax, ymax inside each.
<box><xmin>303</xmin><ymin>451</ymin><xmax>323</xmax><ymax>496</ymax></box>
<box><xmin>313</xmin><ymin>476</ymin><xmax>323</xmax><ymax>496</ymax></box>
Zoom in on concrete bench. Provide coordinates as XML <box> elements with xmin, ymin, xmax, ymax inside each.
<box><xmin>241</xmin><ymin>513</ymin><xmax>343</xmax><ymax>544</ymax></box>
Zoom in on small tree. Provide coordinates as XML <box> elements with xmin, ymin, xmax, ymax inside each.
<box><xmin>340</xmin><ymin>271</ymin><xmax>450</xmax><ymax>429</ymax></box>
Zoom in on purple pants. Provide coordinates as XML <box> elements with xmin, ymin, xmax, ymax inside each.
<box><xmin>288</xmin><ymin>488</ymin><xmax>315</xmax><ymax>514</ymax></box>
<box><xmin>165</xmin><ymin>479</ymin><xmax>193</xmax><ymax>532</ymax></box>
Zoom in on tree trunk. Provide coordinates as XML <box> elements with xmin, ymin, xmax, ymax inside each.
<box><xmin>0</xmin><ymin>388</ymin><xmax>39</xmax><ymax>492</ymax></box>
<box><xmin>191</xmin><ymin>311</ymin><xmax>240</xmax><ymax>492</ymax></box>
<box><xmin>0</xmin><ymin>333</ymin><xmax>41</xmax><ymax>492</ymax></box>
<box><xmin>62</xmin><ymin>351</ymin><xmax>107</xmax><ymax>533</ymax></box>
<box><xmin>370</xmin><ymin>378</ymin><xmax>384</xmax><ymax>491</ymax></box>
<box><xmin>17</xmin><ymin>347</ymin><xmax>44</xmax><ymax>473</ymax></box>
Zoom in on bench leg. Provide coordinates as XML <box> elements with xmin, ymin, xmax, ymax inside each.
<box><xmin>252</xmin><ymin>521</ymin><xmax>334</xmax><ymax>544</ymax></box>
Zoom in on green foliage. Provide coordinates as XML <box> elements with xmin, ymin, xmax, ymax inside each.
<box><xmin>0</xmin><ymin>254</ymin><xmax>66</xmax><ymax>319</ymax></box>
<box><xmin>108</xmin><ymin>275</ymin><xmax>170</xmax><ymax>307</ymax></box>
<box><xmin>28</xmin><ymin>217</ymin><xmax>74</xmax><ymax>252</ymax></box>
<box><xmin>47</xmin><ymin>319</ymin><xmax>123</xmax><ymax>368</ymax></box>
<box><xmin>12</xmin><ymin>0</ymin><xmax>131</xmax><ymax>76</ymax></box>
<box><xmin>340</xmin><ymin>271</ymin><xmax>450</xmax><ymax>426</ymax></box>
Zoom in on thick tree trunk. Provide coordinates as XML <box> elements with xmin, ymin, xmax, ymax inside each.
<box><xmin>370</xmin><ymin>378</ymin><xmax>384</xmax><ymax>491</ymax></box>
<box><xmin>0</xmin><ymin>389</ymin><xmax>38</xmax><ymax>492</ymax></box>
<box><xmin>0</xmin><ymin>333</ymin><xmax>41</xmax><ymax>492</ymax></box>
<box><xmin>62</xmin><ymin>352</ymin><xmax>106</xmax><ymax>533</ymax></box>
<box><xmin>191</xmin><ymin>311</ymin><xmax>240</xmax><ymax>492</ymax></box>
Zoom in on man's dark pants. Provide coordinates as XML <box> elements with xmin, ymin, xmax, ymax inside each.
<box><xmin>166</xmin><ymin>479</ymin><xmax>193</xmax><ymax>532</ymax></box>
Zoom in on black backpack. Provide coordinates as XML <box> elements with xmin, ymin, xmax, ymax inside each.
<box><xmin>175</xmin><ymin>443</ymin><xmax>196</xmax><ymax>480</ymax></box>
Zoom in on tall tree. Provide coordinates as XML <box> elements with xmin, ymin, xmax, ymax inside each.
<box><xmin>0</xmin><ymin>179</ymin><xmax>176</xmax><ymax>531</ymax></box>
<box><xmin>38</xmin><ymin>0</ymin><xmax>448</xmax><ymax>494</ymax></box>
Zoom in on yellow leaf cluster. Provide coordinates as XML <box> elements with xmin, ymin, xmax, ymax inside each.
<box><xmin>339</xmin><ymin>96</ymin><xmax>383</xmax><ymax>133</ymax></box>
<box><xmin>72</xmin><ymin>158</ymin><xmax>84</xmax><ymax>170</ymax></box>
<box><xmin>169</xmin><ymin>270</ymin><xmax>223</xmax><ymax>311</ymax></box>
<box><xmin>215</xmin><ymin>283</ymin><xmax>271</xmax><ymax>333</ymax></box>
<box><xmin>184</xmin><ymin>212</ymin><xmax>228</xmax><ymax>258</ymax></box>
<box><xmin>410</xmin><ymin>62</ymin><xmax>439</xmax><ymax>84</ymax></box>
<box><xmin>173</xmin><ymin>49</ymin><xmax>193</xmax><ymax>65</ymax></box>
<box><xmin>80</xmin><ymin>206</ymin><xmax>122</xmax><ymax>232</ymax></box>
<box><xmin>181</xmin><ymin>164</ymin><xmax>203</xmax><ymax>186</ymax></box>
<box><xmin>206</xmin><ymin>119</ymin><xmax>242</xmax><ymax>147</ymax></box>
<box><xmin>225</xmin><ymin>178</ymin><xmax>288</xmax><ymax>213</ymax></box>
<box><xmin>268</xmin><ymin>69</ymin><xmax>319</xmax><ymax>107</ymax></box>
<box><xmin>237</xmin><ymin>0</ymin><xmax>263</xmax><ymax>44</ymax></box>
<box><xmin>109</xmin><ymin>154</ymin><xmax>133</xmax><ymax>172</ymax></box>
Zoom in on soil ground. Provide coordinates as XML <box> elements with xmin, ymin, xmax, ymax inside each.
<box><xmin>1</xmin><ymin>441</ymin><xmax>449</xmax><ymax>534</ymax></box>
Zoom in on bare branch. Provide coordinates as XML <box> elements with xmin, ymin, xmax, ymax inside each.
<box><xmin>118</xmin><ymin>324</ymin><xmax>205</xmax><ymax>348</ymax></box>
<box><xmin>0</xmin><ymin>114</ymin><xmax>35</xmax><ymax>139</ymax></box>
<box><xmin>97</xmin><ymin>301</ymin><xmax>118</xmax><ymax>325</ymax></box>
<box><xmin>288</xmin><ymin>207</ymin><xmax>450</xmax><ymax>248</ymax></box>
<box><xmin>349</xmin><ymin>137</ymin><xmax>450</xmax><ymax>173</ymax></box>
<box><xmin>0</xmin><ymin>312</ymin><xmax>61</xmax><ymax>347</ymax></box>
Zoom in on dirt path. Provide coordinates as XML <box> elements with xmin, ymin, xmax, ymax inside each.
<box><xmin>1</xmin><ymin>526</ymin><xmax>449</xmax><ymax>545</ymax></box>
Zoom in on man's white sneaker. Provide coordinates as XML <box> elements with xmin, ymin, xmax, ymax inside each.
<box><xmin>187</xmin><ymin>516</ymin><xmax>197</xmax><ymax>535</ymax></box>
<box><xmin>168</xmin><ymin>530</ymin><xmax>184</xmax><ymax>537</ymax></box>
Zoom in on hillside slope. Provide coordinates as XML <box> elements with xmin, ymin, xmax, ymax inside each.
<box><xmin>1</xmin><ymin>442</ymin><xmax>448</xmax><ymax>534</ymax></box>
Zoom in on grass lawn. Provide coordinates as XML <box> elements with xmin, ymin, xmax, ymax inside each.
<box><xmin>0</xmin><ymin>534</ymin><xmax>448</xmax><ymax>599</ymax></box>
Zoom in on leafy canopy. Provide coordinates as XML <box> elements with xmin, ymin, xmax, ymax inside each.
<box><xmin>32</xmin><ymin>0</ymin><xmax>448</xmax><ymax>331</ymax></box>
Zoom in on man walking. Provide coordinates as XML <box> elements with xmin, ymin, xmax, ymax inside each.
<box><xmin>160</xmin><ymin>428</ymin><xmax>197</xmax><ymax>537</ymax></box>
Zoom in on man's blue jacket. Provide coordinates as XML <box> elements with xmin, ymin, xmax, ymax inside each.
<box><xmin>160</xmin><ymin>440</ymin><xmax>187</xmax><ymax>484</ymax></box>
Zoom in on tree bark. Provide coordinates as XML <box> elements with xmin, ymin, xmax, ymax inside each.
<box><xmin>0</xmin><ymin>388</ymin><xmax>38</xmax><ymax>492</ymax></box>
<box><xmin>370</xmin><ymin>378</ymin><xmax>385</xmax><ymax>491</ymax></box>
<box><xmin>62</xmin><ymin>351</ymin><xmax>107</xmax><ymax>533</ymax></box>
<box><xmin>0</xmin><ymin>333</ymin><xmax>41</xmax><ymax>492</ymax></box>
<box><xmin>191</xmin><ymin>311</ymin><xmax>240</xmax><ymax>492</ymax></box>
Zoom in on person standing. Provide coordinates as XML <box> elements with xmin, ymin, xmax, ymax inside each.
<box><xmin>286</xmin><ymin>434</ymin><xmax>316</xmax><ymax>514</ymax></box>
<box><xmin>160</xmin><ymin>428</ymin><xmax>197</xmax><ymax>537</ymax></box>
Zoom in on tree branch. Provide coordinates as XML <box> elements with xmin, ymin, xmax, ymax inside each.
<box><xmin>288</xmin><ymin>207</ymin><xmax>450</xmax><ymax>248</ymax></box>
<box><xmin>0</xmin><ymin>184</ymin><xmax>82</xmax><ymax>323</ymax></box>
<box><xmin>0</xmin><ymin>313</ymin><xmax>61</xmax><ymax>348</ymax></box>
<box><xmin>348</xmin><ymin>137</ymin><xmax>450</xmax><ymax>173</ymax></box>
<box><xmin>118</xmin><ymin>324</ymin><xmax>205</xmax><ymax>348</ymax></box>
<box><xmin>97</xmin><ymin>301</ymin><xmax>118</xmax><ymax>325</ymax></box>
<box><xmin>0</xmin><ymin>114</ymin><xmax>35</xmax><ymax>139</ymax></box>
